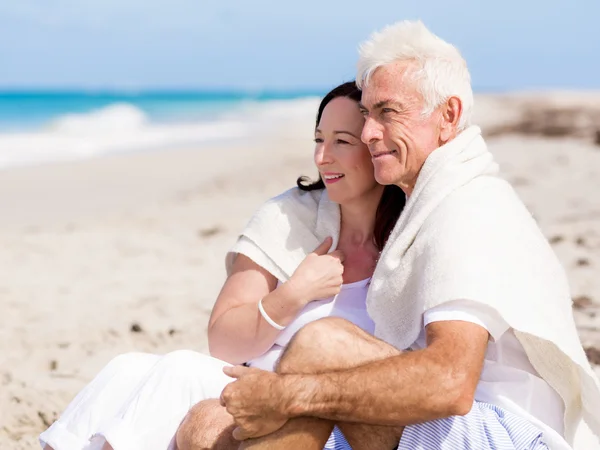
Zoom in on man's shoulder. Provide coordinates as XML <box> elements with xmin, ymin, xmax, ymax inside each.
<box><xmin>419</xmin><ymin>175</ymin><xmax>544</xmax><ymax>251</ymax></box>
<box><xmin>427</xmin><ymin>176</ymin><xmax>527</xmax><ymax>227</ymax></box>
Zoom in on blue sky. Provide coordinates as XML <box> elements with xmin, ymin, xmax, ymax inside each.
<box><xmin>0</xmin><ymin>0</ymin><xmax>598</xmax><ymax>91</ymax></box>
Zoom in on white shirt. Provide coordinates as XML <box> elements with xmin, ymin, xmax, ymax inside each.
<box><xmin>413</xmin><ymin>299</ymin><xmax>570</xmax><ymax>450</ymax></box>
<box><xmin>249</xmin><ymin>288</ymin><xmax>568</xmax><ymax>448</ymax></box>
<box><xmin>247</xmin><ymin>278</ymin><xmax>373</xmax><ymax>371</ymax></box>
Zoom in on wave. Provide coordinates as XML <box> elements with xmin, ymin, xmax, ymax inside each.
<box><xmin>0</xmin><ymin>98</ymin><xmax>319</xmax><ymax>170</ymax></box>
<box><xmin>47</xmin><ymin>103</ymin><xmax>148</xmax><ymax>134</ymax></box>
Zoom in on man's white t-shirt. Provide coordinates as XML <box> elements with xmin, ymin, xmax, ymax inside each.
<box><xmin>415</xmin><ymin>300</ymin><xmax>571</xmax><ymax>450</ymax></box>
<box><xmin>248</xmin><ymin>277</ymin><xmax>569</xmax><ymax>449</ymax></box>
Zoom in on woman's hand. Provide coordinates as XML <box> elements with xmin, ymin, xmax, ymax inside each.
<box><xmin>287</xmin><ymin>237</ymin><xmax>345</xmax><ymax>305</ymax></box>
<box><xmin>207</xmin><ymin>238</ymin><xmax>343</xmax><ymax>364</ymax></box>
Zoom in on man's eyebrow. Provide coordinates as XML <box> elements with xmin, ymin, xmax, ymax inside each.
<box><xmin>374</xmin><ymin>99</ymin><xmax>402</xmax><ymax>110</ymax></box>
<box><xmin>358</xmin><ymin>99</ymin><xmax>402</xmax><ymax>112</ymax></box>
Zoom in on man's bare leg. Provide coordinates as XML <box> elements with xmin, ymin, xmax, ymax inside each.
<box><xmin>240</xmin><ymin>317</ymin><xmax>404</xmax><ymax>450</ymax></box>
<box><xmin>239</xmin><ymin>417</ymin><xmax>335</xmax><ymax>450</ymax></box>
<box><xmin>176</xmin><ymin>399</ymin><xmax>238</xmax><ymax>450</ymax></box>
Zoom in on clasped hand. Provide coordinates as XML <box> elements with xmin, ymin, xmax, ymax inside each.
<box><xmin>220</xmin><ymin>365</ymin><xmax>290</xmax><ymax>441</ymax></box>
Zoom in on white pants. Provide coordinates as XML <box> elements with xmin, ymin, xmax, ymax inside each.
<box><xmin>39</xmin><ymin>350</ymin><xmax>233</xmax><ymax>450</ymax></box>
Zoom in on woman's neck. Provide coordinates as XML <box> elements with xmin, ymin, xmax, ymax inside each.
<box><xmin>338</xmin><ymin>187</ymin><xmax>382</xmax><ymax>248</ymax></box>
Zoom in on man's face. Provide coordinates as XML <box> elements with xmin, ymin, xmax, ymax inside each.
<box><xmin>359</xmin><ymin>61</ymin><xmax>443</xmax><ymax>194</ymax></box>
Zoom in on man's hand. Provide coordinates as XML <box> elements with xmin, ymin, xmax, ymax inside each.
<box><xmin>221</xmin><ymin>365</ymin><xmax>290</xmax><ymax>440</ymax></box>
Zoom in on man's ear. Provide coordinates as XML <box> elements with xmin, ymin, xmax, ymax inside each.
<box><xmin>439</xmin><ymin>96</ymin><xmax>462</xmax><ymax>143</ymax></box>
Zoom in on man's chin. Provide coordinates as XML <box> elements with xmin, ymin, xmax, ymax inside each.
<box><xmin>374</xmin><ymin>170</ymin><xmax>399</xmax><ymax>186</ymax></box>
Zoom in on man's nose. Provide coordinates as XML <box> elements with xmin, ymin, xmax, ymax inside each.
<box><xmin>361</xmin><ymin>117</ymin><xmax>383</xmax><ymax>145</ymax></box>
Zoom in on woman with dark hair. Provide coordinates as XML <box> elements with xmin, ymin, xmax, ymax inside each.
<box><xmin>40</xmin><ymin>81</ymin><xmax>405</xmax><ymax>450</ymax></box>
<box><xmin>298</xmin><ymin>81</ymin><xmax>404</xmax><ymax>253</ymax></box>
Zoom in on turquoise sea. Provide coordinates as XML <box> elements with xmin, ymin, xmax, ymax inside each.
<box><xmin>0</xmin><ymin>90</ymin><xmax>324</xmax><ymax>131</ymax></box>
<box><xmin>0</xmin><ymin>89</ymin><xmax>323</xmax><ymax>169</ymax></box>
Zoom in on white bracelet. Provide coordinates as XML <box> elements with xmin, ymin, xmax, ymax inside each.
<box><xmin>258</xmin><ymin>298</ymin><xmax>285</xmax><ymax>331</ymax></box>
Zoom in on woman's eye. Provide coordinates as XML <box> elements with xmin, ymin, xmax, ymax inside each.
<box><xmin>336</xmin><ymin>139</ymin><xmax>350</xmax><ymax>145</ymax></box>
<box><xmin>314</xmin><ymin>138</ymin><xmax>324</xmax><ymax>143</ymax></box>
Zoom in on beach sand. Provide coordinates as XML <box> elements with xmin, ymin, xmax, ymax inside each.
<box><xmin>1</xmin><ymin>94</ymin><xmax>599</xmax><ymax>449</ymax></box>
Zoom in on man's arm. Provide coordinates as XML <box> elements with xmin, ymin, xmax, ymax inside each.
<box><xmin>279</xmin><ymin>320</ymin><xmax>488</xmax><ymax>426</ymax></box>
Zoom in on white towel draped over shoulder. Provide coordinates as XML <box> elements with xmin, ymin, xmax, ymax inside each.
<box><xmin>366</xmin><ymin>126</ymin><xmax>600</xmax><ymax>445</ymax></box>
<box><xmin>225</xmin><ymin>187</ymin><xmax>340</xmax><ymax>281</ymax></box>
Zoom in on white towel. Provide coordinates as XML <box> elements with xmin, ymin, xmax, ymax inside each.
<box><xmin>366</xmin><ymin>126</ymin><xmax>600</xmax><ymax>444</ymax></box>
<box><xmin>225</xmin><ymin>187</ymin><xmax>340</xmax><ymax>281</ymax></box>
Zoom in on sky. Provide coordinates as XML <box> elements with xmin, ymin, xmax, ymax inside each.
<box><xmin>0</xmin><ymin>0</ymin><xmax>598</xmax><ymax>91</ymax></box>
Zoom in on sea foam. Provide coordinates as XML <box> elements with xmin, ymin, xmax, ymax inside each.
<box><xmin>0</xmin><ymin>98</ymin><xmax>319</xmax><ymax>170</ymax></box>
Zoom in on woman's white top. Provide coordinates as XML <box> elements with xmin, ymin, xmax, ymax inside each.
<box><xmin>247</xmin><ymin>278</ymin><xmax>374</xmax><ymax>371</ymax></box>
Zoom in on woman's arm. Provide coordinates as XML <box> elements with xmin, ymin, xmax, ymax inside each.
<box><xmin>207</xmin><ymin>254</ymin><xmax>308</xmax><ymax>364</ymax></box>
<box><xmin>208</xmin><ymin>238</ymin><xmax>344</xmax><ymax>365</ymax></box>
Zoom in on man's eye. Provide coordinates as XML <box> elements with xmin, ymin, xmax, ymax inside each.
<box><xmin>382</xmin><ymin>108</ymin><xmax>395</xmax><ymax>114</ymax></box>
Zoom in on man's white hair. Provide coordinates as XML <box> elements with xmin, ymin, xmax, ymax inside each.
<box><xmin>357</xmin><ymin>20</ymin><xmax>473</xmax><ymax>131</ymax></box>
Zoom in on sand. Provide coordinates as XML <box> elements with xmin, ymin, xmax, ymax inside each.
<box><xmin>0</xmin><ymin>94</ymin><xmax>599</xmax><ymax>449</ymax></box>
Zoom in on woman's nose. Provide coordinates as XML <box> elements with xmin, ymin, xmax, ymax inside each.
<box><xmin>314</xmin><ymin>142</ymin><xmax>333</xmax><ymax>165</ymax></box>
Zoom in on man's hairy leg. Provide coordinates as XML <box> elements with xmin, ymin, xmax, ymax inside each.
<box><xmin>239</xmin><ymin>317</ymin><xmax>404</xmax><ymax>450</ymax></box>
<box><xmin>238</xmin><ymin>417</ymin><xmax>334</xmax><ymax>450</ymax></box>
<box><xmin>176</xmin><ymin>399</ymin><xmax>238</xmax><ymax>450</ymax></box>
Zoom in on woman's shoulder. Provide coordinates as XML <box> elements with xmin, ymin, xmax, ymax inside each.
<box><xmin>267</xmin><ymin>186</ymin><xmax>323</xmax><ymax>206</ymax></box>
<box><xmin>254</xmin><ymin>187</ymin><xmax>325</xmax><ymax>217</ymax></box>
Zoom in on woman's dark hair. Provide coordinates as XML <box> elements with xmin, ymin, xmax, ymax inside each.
<box><xmin>296</xmin><ymin>81</ymin><xmax>405</xmax><ymax>251</ymax></box>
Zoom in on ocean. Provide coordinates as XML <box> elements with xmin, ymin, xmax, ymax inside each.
<box><xmin>0</xmin><ymin>90</ymin><xmax>323</xmax><ymax>169</ymax></box>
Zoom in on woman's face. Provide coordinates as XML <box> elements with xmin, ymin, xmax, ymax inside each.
<box><xmin>315</xmin><ymin>97</ymin><xmax>381</xmax><ymax>205</ymax></box>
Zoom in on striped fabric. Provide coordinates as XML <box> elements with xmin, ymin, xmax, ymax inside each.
<box><xmin>324</xmin><ymin>426</ymin><xmax>351</xmax><ymax>450</ymax></box>
<box><xmin>323</xmin><ymin>402</ymin><xmax>549</xmax><ymax>450</ymax></box>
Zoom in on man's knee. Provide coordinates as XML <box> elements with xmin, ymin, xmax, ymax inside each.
<box><xmin>276</xmin><ymin>318</ymin><xmax>356</xmax><ymax>374</ymax></box>
<box><xmin>176</xmin><ymin>399</ymin><xmax>235</xmax><ymax>450</ymax></box>
<box><xmin>295</xmin><ymin>317</ymin><xmax>366</xmax><ymax>350</ymax></box>
<box><xmin>276</xmin><ymin>317</ymin><xmax>397</xmax><ymax>375</ymax></box>
<box><xmin>176</xmin><ymin>400</ymin><xmax>212</xmax><ymax>450</ymax></box>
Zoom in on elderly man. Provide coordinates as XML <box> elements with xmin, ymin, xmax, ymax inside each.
<box><xmin>182</xmin><ymin>21</ymin><xmax>600</xmax><ymax>450</ymax></box>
